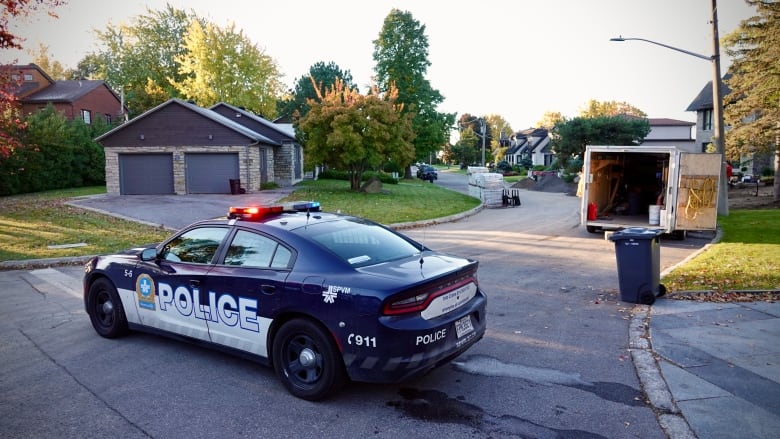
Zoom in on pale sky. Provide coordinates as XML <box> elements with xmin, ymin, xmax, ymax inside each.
<box><xmin>4</xmin><ymin>0</ymin><xmax>755</xmax><ymax>131</ymax></box>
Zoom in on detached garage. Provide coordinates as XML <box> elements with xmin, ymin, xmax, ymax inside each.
<box><xmin>96</xmin><ymin>99</ymin><xmax>303</xmax><ymax>195</ymax></box>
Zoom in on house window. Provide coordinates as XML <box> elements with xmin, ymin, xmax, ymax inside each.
<box><xmin>104</xmin><ymin>114</ymin><xmax>112</xmax><ymax>124</ymax></box>
<box><xmin>11</xmin><ymin>74</ymin><xmax>20</xmax><ymax>81</ymax></box>
<box><xmin>24</xmin><ymin>74</ymin><xmax>33</xmax><ymax>81</ymax></box>
<box><xmin>702</xmin><ymin>109</ymin><xmax>713</xmax><ymax>131</ymax></box>
<box><xmin>81</xmin><ymin>109</ymin><xmax>91</xmax><ymax>124</ymax></box>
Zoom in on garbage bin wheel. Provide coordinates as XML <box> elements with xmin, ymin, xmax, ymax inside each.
<box><xmin>639</xmin><ymin>291</ymin><xmax>656</xmax><ymax>305</ymax></box>
<box><xmin>586</xmin><ymin>226</ymin><xmax>599</xmax><ymax>234</ymax></box>
<box><xmin>658</xmin><ymin>284</ymin><xmax>667</xmax><ymax>298</ymax></box>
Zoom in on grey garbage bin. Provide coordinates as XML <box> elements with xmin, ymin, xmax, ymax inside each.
<box><xmin>608</xmin><ymin>227</ymin><xmax>667</xmax><ymax>305</ymax></box>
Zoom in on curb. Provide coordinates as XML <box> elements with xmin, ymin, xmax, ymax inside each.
<box><xmin>631</xmin><ymin>225</ymin><xmax>720</xmax><ymax>439</ymax></box>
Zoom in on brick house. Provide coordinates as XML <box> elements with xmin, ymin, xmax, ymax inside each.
<box><xmin>95</xmin><ymin>98</ymin><xmax>303</xmax><ymax>195</ymax></box>
<box><xmin>4</xmin><ymin>63</ymin><xmax>126</xmax><ymax>124</ymax></box>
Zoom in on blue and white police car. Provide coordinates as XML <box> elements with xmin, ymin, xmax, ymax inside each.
<box><xmin>84</xmin><ymin>202</ymin><xmax>487</xmax><ymax>400</ymax></box>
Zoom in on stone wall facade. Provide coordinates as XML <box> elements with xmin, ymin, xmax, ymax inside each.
<box><xmin>104</xmin><ymin>145</ymin><xmax>264</xmax><ymax>195</ymax></box>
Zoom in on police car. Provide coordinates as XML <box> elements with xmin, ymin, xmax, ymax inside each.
<box><xmin>83</xmin><ymin>202</ymin><xmax>487</xmax><ymax>401</ymax></box>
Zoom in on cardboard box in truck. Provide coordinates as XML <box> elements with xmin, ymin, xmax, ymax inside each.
<box><xmin>580</xmin><ymin>145</ymin><xmax>721</xmax><ymax>239</ymax></box>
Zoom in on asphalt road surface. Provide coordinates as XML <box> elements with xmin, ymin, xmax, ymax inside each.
<box><xmin>0</xmin><ymin>170</ymin><xmax>713</xmax><ymax>438</ymax></box>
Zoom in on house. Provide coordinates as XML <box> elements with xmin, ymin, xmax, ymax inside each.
<box><xmin>686</xmin><ymin>73</ymin><xmax>772</xmax><ymax>176</ymax></box>
<box><xmin>3</xmin><ymin>63</ymin><xmax>126</xmax><ymax>124</ymax></box>
<box><xmin>95</xmin><ymin>98</ymin><xmax>303</xmax><ymax>195</ymax></box>
<box><xmin>639</xmin><ymin>118</ymin><xmax>696</xmax><ymax>152</ymax></box>
<box><xmin>209</xmin><ymin>102</ymin><xmax>303</xmax><ymax>186</ymax></box>
<box><xmin>505</xmin><ymin>128</ymin><xmax>553</xmax><ymax>167</ymax></box>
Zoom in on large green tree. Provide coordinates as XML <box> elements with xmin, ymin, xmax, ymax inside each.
<box><xmin>373</xmin><ymin>9</ymin><xmax>454</xmax><ymax>177</ymax></box>
<box><xmin>551</xmin><ymin>115</ymin><xmax>650</xmax><ymax>166</ymax></box>
<box><xmin>88</xmin><ymin>4</ymin><xmax>202</xmax><ymax>116</ymax></box>
<box><xmin>296</xmin><ymin>79</ymin><xmax>415</xmax><ymax>191</ymax></box>
<box><xmin>485</xmin><ymin>114</ymin><xmax>513</xmax><ymax>163</ymax></box>
<box><xmin>172</xmin><ymin>20</ymin><xmax>284</xmax><ymax>117</ymax></box>
<box><xmin>277</xmin><ymin>61</ymin><xmax>355</xmax><ymax>121</ymax></box>
<box><xmin>723</xmin><ymin>0</ymin><xmax>780</xmax><ymax>202</ymax></box>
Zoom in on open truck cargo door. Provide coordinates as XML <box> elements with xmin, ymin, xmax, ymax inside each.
<box><xmin>674</xmin><ymin>152</ymin><xmax>721</xmax><ymax>231</ymax></box>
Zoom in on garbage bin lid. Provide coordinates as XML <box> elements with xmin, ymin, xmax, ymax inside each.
<box><xmin>608</xmin><ymin>227</ymin><xmax>663</xmax><ymax>241</ymax></box>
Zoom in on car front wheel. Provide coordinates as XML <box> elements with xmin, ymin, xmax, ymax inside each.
<box><xmin>87</xmin><ymin>278</ymin><xmax>128</xmax><ymax>338</ymax></box>
<box><xmin>272</xmin><ymin>319</ymin><xmax>346</xmax><ymax>401</ymax></box>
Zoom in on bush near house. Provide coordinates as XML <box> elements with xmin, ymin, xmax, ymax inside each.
<box><xmin>0</xmin><ymin>105</ymin><xmax>111</xmax><ymax>196</ymax></box>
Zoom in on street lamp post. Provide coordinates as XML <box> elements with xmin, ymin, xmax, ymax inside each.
<box><xmin>610</xmin><ymin>0</ymin><xmax>728</xmax><ymax>216</ymax></box>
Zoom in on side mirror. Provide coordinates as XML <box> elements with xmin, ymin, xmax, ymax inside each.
<box><xmin>141</xmin><ymin>248</ymin><xmax>158</xmax><ymax>261</ymax></box>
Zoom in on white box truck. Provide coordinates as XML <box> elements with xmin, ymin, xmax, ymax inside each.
<box><xmin>580</xmin><ymin>145</ymin><xmax>722</xmax><ymax>239</ymax></box>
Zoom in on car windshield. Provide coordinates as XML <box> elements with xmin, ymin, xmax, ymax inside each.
<box><xmin>292</xmin><ymin>218</ymin><xmax>422</xmax><ymax>267</ymax></box>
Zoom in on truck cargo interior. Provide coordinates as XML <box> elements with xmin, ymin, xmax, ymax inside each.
<box><xmin>587</xmin><ymin>151</ymin><xmax>669</xmax><ymax>221</ymax></box>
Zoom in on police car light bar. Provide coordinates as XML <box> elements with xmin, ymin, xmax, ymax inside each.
<box><xmin>282</xmin><ymin>201</ymin><xmax>321</xmax><ymax>212</ymax></box>
<box><xmin>227</xmin><ymin>201</ymin><xmax>321</xmax><ymax>221</ymax></box>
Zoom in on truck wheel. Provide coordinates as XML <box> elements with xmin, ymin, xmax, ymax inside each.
<box><xmin>87</xmin><ymin>278</ymin><xmax>128</xmax><ymax>338</ymax></box>
<box><xmin>272</xmin><ymin>319</ymin><xmax>346</xmax><ymax>401</ymax></box>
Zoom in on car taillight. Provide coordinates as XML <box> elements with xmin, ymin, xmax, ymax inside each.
<box><xmin>382</xmin><ymin>276</ymin><xmax>476</xmax><ymax>316</ymax></box>
<box><xmin>382</xmin><ymin>292</ymin><xmax>431</xmax><ymax>315</ymax></box>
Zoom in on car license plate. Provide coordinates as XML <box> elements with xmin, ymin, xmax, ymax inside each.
<box><xmin>455</xmin><ymin>315</ymin><xmax>474</xmax><ymax>338</ymax></box>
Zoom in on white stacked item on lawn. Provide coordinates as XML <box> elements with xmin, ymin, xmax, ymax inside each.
<box><xmin>468</xmin><ymin>171</ymin><xmax>504</xmax><ymax>207</ymax></box>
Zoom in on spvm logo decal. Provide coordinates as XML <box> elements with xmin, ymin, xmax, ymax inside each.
<box><xmin>136</xmin><ymin>274</ymin><xmax>156</xmax><ymax>310</ymax></box>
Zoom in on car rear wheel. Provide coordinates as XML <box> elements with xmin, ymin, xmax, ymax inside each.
<box><xmin>272</xmin><ymin>319</ymin><xmax>345</xmax><ymax>401</ymax></box>
<box><xmin>87</xmin><ymin>278</ymin><xmax>128</xmax><ymax>338</ymax></box>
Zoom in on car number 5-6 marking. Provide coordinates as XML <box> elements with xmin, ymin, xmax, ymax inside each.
<box><xmin>347</xmin><ymin>333</ymin><xmax>377</xmax><ymax>348</ymax></box>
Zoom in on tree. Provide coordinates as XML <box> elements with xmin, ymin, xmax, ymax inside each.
<box><xmin>723</xmin><ymin>0</ymin><xmax>780</xmax><ymax>202</ymax></box>
<box><xmin>0</xmin><ymin>67</ymin><xmax>26</xmax><ymax>160</ymax></box>
<box><xmin>579</xmin><ymin>99</ymin><xmax>647</xmax><ymax>118</ymax></box>
<box><xmin>28</xmin><ymin>43</ymin><xmax>70</xmax><ymax>79</ymax></box>
<box><xmin>1</xmin><ymin>0</ymin><xmax>65</xmax><ymax>50</ymax></box>
<box><xmin>551</xmin><ymin>116</ymin><xmax>650</xmax><ymax>166</ymax></box>
<box><xmin>86</xmin><ymin>5</ymin><xmax>203</xmax><ymax>115</ymax></box>
<box><xmin>485</xmin><ymin>114</ymin><xmax>513</xmax><ymax>163</ymax></box>
<box><xmin>296</xmin><ymin>79</ymin><xmax>415</xmax><ymax>191</ymax></box>
<box><xmin>373</xmin><ymin>9</ymin><xmax>454</xmax><ymax>177</ymax></box>
<box><xmin>451</xmin><ymin>128</ymin><xmax>480</xmax><ymax>167</ymax></box>
<box><xmin>173</xmin><ymin>20</ymin><xmax>284</xmax><ymax>117</ymax></box>
<box><xmin>536</xmin><ymin>111</ymin><xmax>565</xmax><ymax>130</ymax></box>
<box><xmin>277</xmin><ymin>61</ymin><xmax>355</xmax><ymax>121</ymax></box>
<box><xmin>456</xmin><ymin>113</ymin><xmax>491</xmax><ymax>165</ymax></box>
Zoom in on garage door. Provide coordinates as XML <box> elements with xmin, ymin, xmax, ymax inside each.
<box><xmin>119</xmin><ymin>154</ymin><xmax>174</xmax><ymax>195</ymax></box>
<box><xmin>185</xmin><ymin>153</ymin><xmax>239</xmax><ymax>194</ymax></box>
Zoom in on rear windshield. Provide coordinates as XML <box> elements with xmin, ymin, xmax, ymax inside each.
<box><xmin>292</xmin><ymin>218</ymin><xmax>421</xmax><ymax>267</ymax></box>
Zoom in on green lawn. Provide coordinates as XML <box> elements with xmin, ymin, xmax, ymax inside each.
<box><xmin>662</xmin><ymin>209</ymin><xmax>780</xmax><ymax>295</ymax></box>
<box><xmin>0</xmin><ymin>187</ymin><xmax>169</xmax><ymax>261</ymax></box>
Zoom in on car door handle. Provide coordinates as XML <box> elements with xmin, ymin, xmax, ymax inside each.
<box><xmin>190</xmin><ymin>280</ymin><xmax>200</xmax><ymax>288</ymax></box>
<box><xmin>261</xmin><ymin>284</ymin><xmax>276</xmax><ymax>295</ymax></box>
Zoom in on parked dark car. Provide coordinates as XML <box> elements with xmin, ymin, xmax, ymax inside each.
<box><xmin>416</xmin><ymin>165</ymin><xmax>438</xmax><ymax>182</ymax></box>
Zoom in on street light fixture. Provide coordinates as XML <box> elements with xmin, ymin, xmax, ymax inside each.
<box><xmin>609</xmin><ymin>0</ymin><xmax>728</xmax><ymax>216</ymax></box>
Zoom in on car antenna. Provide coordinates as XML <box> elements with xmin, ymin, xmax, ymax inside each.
<box><xmin>419</xmin><ymin>231</ymin><xmax>425</xmax><ymax>267</ymax></box>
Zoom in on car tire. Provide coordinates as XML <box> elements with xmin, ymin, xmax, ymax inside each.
<box><xmin>87</xmin><ymin>278</ymin><xmax>128</xmax><ymax>338</ymax></box>
<box><xmin>272</xmin><ymin>319</ymin><xmax>346</xmax><ymax>401</ymax></box>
